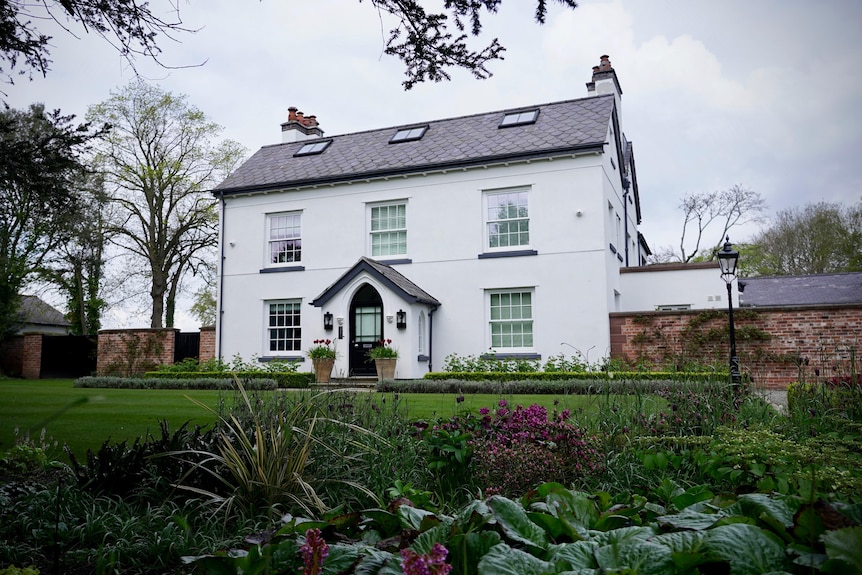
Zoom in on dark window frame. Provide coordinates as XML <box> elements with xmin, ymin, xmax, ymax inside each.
<box><xmin>389</xmin><ymin>125</ymin><xmax>429</xmax><ymax>143</ymax></box>
<box><xmin>499</xmin><ymin>109</ymin><xmax>540</xmax><ymax>128</ymax></box>
<box><xmin>294</xmin><ymin>140</ymin><xmax>332</xmax><ymax>156</ymax></box>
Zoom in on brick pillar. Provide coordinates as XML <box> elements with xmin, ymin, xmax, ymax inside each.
<box><xmin>199</xmin><ymin>326</ymin><xmax>216</xmax><ymax>362</ymax></box>
<box><xmin>22</xmin><ymin>333</ymin><xmax>43</xmax><ymax>379</ymax></box>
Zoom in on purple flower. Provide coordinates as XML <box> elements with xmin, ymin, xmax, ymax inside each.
<box><xmin>400</xmin><ymin>543</ymin><xmax>452</xmax><ymax>575</ymax></box>
<box><xmin>299</xmin><ymin>528</ymin><xmax>329</xmax><ymax>575</ymax></box>
<box><xmin>479</xmin><ymin>407</ymin><xmax>490</xmax><ymax>415</ymax></box>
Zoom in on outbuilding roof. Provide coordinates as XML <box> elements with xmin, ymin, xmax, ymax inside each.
<box><xmin>215</xmin><ymin>95</ymin><xmax>616</xmax><ymax>195</ymax></box>
<box><xmin>17</xmin><ymin>295</ymin><xmax>70</xmax><ymax>327</ymax></box>
<box><xmin>740</xmin><ymin>273</ymin><xmax>862</xmax><ymax>307</ymax></box>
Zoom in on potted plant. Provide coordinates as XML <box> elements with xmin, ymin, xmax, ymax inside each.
<box><xmin>307</xmin><ymin>339</ymin><xmax>336</xmax><ymax>383</ymax></box>
<box><xmin>368</xmin><ymin>338</ymin><xmax>398</xmax><ymax>381</ymax></box>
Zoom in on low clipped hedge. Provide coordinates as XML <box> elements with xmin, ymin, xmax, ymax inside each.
<box><xmin>423</xmin><ymin>370</ymin><xmax>731</xmax><ymax>383</ymax></box>
<box><xmin>378</xmin><ymin>377</ymin><xmax>732</xmax><ymax>395</ymax></box>
<box><xmin>143</xmin><ymin>370</ymin><xmax>314</xmax><ymax>388</ymax></box>
<box><xmin>75</xmin><ymin>376</ymin><xmax>279</xmax><ymax>390</ymax></box>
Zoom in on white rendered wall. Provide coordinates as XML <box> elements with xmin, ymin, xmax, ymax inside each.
<box><xmin>217</xmin><ymin>146</ymin><xmax>639</xmax><ymax>376</ymax></box>
<box><xmin>618</xmin><ymin>263</ymin><xmax>740</xmax><ymax>312</ymax></box>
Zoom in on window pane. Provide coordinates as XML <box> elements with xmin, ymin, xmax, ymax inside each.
<box><xmin>268</xmin><ymin>302</ymin><xmax>301</xmax><ymax>352</ymax></box>
<box><xmin>487</xmin><ymin>191</ymin><xmax>529</xmax><ymax>249</ymax></box>
<box><xmin>370</xmin><ymin>204</ymin><xmax>407</xmax><ymax>256</ymax></box>
<box><xmin>488</xmin><ymin>291</ymin><xmax>533</xmax><ymax>350</ymax></box>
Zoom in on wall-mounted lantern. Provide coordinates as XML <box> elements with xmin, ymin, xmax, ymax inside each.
<box><xmin>323</xmin><ymin>312</ymin><xmax>333</xmax><ymax>331</ymax></box>
<box><xmin>396</xmin><ymin>309</ymin><xmax>406</xmax><ymax>329</ymax></box>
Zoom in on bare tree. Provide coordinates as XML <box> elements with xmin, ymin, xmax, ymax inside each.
<box><xmin>677</xmin><ymin>185</ymin><xmax>766</xmax><ymax>263</ymax></box>
<box><xmin>745</xmin><ymin>200</ymin><xmax>862</xmax><ymax>276</ymax></box>
<box><xmin>88</xmin><ymin>80</ymin><xmax>245</xmax><ymax>328</ymax></box>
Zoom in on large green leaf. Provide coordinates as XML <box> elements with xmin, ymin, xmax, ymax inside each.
<box><xmin>477</xmin><ymin>543</ymin><xmax>555</xmax><ymax>575</ymax></box>
<box><xmin>398</xmin><ymin>505</ymin><xmax>440</xmax><ymax>531</ymax></box>
<box><xmin>724</xmin><ymin>493</ymin><xmax>796</xmax><ymax>529</ymax></box>
<box><xmin>353</xmin><ymin>548</ymin><xmax>397</xmax><ymax>575</ymax></box>
<box><xmin>658</xmin><ymin>506</ymin><xmax>721</xmax><ymax>531</ymax></box>
<box><xmin>821</xmin><ymin>527</ymin><xmax>862</xmax><ymax>574</ymax></box>
<box><xmin>594</xmin><ymin>541</ymin><xmax>675</xmax><ymax>575</ymax></box>
<box><xmin>448</xmin><ymin>532</ymin><xmax>502</xmax><ymax>575</ymax></box>
<box><xmin>703</xmin><ymin>524</ymin><xmax>789</xmax><ymax>575</ymax></box>
<box><xmin>651</xmin><ymin>531</ymin><xmax>709</xmax><ymax>571</ymax></box>
<box><xmin>488</xmin><ymin>495</ymin><xmax>550</xmax><ymax>550</ymax></box>
<box><xmin>549</xmin><ymin>541</ymin><xmax>599</xmax><ymax>569</ymax></box>
<box><xmin>589</xmin><ymin>526</ymin><xmax>657</xmax><ymax>547</ymax></box>
<box><xmin>412</xmin><ymin>518</ymin><xmax>455</xmax><ymax>554</ymax></box>
<box><xmin>543</xmin><ymin>488</ymin><xmax>600</xmax><ymax>529</ymax></box>
<box><xmin>321</xmin><ymin>543</ymin><xmax>365</xmax><ymax>575</ymax></box>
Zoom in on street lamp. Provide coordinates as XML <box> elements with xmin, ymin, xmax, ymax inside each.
<box><xmin>717</xmin><ymin>236</ymin><xmax>742</xmax><ymax>386</ymax></box>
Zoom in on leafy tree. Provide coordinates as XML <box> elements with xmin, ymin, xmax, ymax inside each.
<box><xmin>88</xmin><ymin>80</ymin><xmax>245</xmax><ymax>329</ymax></box>
<box><xmin>744</xmin><ymin>200</ymin><xmax>862</xmax><ymax>276</ymax></box>
<box><xmin>0</xmin><ymin>1</ymin><xmax>579</xmax><ymax>91</ymax></box>
<box><xmin>672</xmin><ymin>184</ymin><xmax>766</xmax><ymax>263</ymax></box>
<box><xmin>189</xmin><ymin>261</ymin><xmax>217</xmax><ymax>327</ymax></box>
<box><xmin>40</xmin><ymin>173</ymin><xmax>113</xmax><ymax>334</ymax></box>
<box><xmin>0</xmin><ymin>103</ymin><xmax>102</xmax><ymax>340</ymax></box>
<box><xmin>0</xmin><ymin>0</ymin><xmax>190</xmax><ymax>83</ymax></box>
<box><xmin>370</xmin><ymin>0</ymin><xmax>579</xmax><ymax>89</ymax></box>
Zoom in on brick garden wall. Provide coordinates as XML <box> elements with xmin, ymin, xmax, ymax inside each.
<box><xmin>199</xmin><ymin>326</ymin><xmax>216</xmax><ymax>362</ymax></box>
<box><xmin>96</xmin><ymin>328</ymin><xmax>177</xmax><ymax>376</ymax></box>
<box><xmin>610</xmin><ymin>304</ymin><xmax>862</xmax><ymax>390</ymax></box>
<box><xmin>22</xmin><ymin>334</ymin><xmax>43</xmax><ymax>379</ymax></box>
<box><xmin>0</xmin><ymin>335</ymin><xmax>24</xmax><ymax>377</ymax></box>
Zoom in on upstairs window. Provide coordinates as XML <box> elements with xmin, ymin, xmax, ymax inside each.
<box><xmin>267</xmin><ymin>212</ymin><xmax>301</xmax><ymax>265</ymax></box>
<box><xmin>499</xmin><ymin>109</ymin><xmax>539</xmax><ymax>128</ymax></box>
<box><xmin>390</xmin><ymin>125</ymin><xmax>428</xmax><ymax>143</ymax></box>
<box><xmin>485</xmin><ymin>189</ymin><xmax>530</xmax><ymax>250</ymax></box>
<box><xmin>370</xmin><ymin>202</ymin><xmax>407</xmax><ymax>257</ymax></box>
<box><xmin>294</xmin><ymin>140</ymin><xmax>331</xmax><ymax>156</ymax></box>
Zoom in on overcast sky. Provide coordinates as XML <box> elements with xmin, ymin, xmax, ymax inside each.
<box><xmin>7</xmin><ymin>0</ymin><xmax>861</xmax><ymax>328</ymax></box>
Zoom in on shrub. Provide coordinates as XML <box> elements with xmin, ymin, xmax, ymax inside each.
<box><xmin>75</xmin><ymin>376</ymin><xmax>281</xmax><ymax>390</ymax></box>
<box><xmin>470</xmin><ymin>402</ymin><xmax>602</xmax><ymax>497</ymax></box>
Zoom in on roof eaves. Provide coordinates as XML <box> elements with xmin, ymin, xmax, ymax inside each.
<box><xmin>214</xmin><ymin>143</ymin><xmax>605</xmax><ymax>197</ymax></box>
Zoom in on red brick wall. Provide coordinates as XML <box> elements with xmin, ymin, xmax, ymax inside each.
<box><xmin>610</xmin><ymin>305</ymin><xmax>861</xmax><ymax>390</ymax></box>
<box><xmin>21</xmin><ymin>334</ymin><xmax>43</xmax><ymax>379</ymax></box>
<box><xmin>96</xmin><ymin>329</ymin><xmax>177</xmax><ymax>376</ymax></box>
<box><xmin>199</xmin><ymin>326</ymin><xmax>216</xmax><ymax>362</ymax></box>
<box><xmin>0</xmin><ymin>335</ymin><xmax>24</xmax><ymax>377</ymax></box>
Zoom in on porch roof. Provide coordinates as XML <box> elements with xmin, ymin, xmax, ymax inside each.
<box><xmin>310</xmin><ymin>257</ymin><xmax>441</xmax><ymax>308</ymax></box>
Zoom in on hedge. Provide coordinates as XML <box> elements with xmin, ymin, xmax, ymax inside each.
<box><xmin>75</xmin><ymin>376</ymin><xmax>279</xmax><ymax>390</ymax></box>
<box><xmin>377</xmin><ymin>378</ymin><xmax>735</xmax><ymax>395</ymax></box>
<box><xmin>422</xmin><ymin>371</ymin><xmax>732</xmax><ymax>383</ymax></box>
<box><xmin>142</xmin><ymin>371</ymin><xmax>314</xmax><ymax>388</ymax></box>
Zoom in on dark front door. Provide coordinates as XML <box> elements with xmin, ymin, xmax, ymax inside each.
<box><xmin>349</xmin><ymin>284</ymin><xmax>383</xmax><ymax>376</ymax></box>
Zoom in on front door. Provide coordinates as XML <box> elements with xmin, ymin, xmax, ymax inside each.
<box><xmin>349</xmin><ymin>284</ymin><xmax>383</xmax><ymax>376</ymax></box>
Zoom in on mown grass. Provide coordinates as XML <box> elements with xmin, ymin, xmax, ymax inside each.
<box><xmin>0</xmin><ymin>379</ymin><xmax>655</xmax><ymax>459</ymax></box>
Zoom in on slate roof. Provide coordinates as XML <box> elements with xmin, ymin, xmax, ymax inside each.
<box><xmin>739</xmin><ymin>273</ymin><xmax>862</xmax><ymax>307</ymax></box>
<box><xmin>311</xmin><ymin>257</ymin><xmax>440</xmax><ymax>308</ymax></box>
<box><xmin>215</xmin><ymin>95</ymin><xmax>616</xmax><ymax>195</ymax></box>
<box><xmin>17</xmin><ymin>295</ymin><xmax>70</xmax><ymax>327</ymax></box>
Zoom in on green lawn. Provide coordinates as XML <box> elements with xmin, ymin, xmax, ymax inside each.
<box><xmin>0</xmin><ymin>379</ymin><xmax>651</xmax><ymax>459</ymax></box>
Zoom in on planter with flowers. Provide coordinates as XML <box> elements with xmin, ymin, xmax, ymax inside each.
<box><xmin>307</xmin><ymin>339</ymin><xmax>336</xmax><ymax>383</ymax></box>
<box><xmin>368</xmin><ymin>339</ymin><xmax>398</xmax><ymax>381</ymax></box>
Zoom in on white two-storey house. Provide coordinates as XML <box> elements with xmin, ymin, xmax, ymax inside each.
<box><xmin>213</xmin><ymin>56</ymin><xmax>652</xmax><ymax>378</ymax></box>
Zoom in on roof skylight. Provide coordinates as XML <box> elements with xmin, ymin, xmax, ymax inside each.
<box><xmin>294</xmin><ymin>140</ymin><xmax>331</xmax><ymax>156</ymax></box>
<box><xmin>390</xmin><ymin>125</ymin><xmax>428</xmax><ymax>143</ymax></box>
<box><xmin>499</xmin><ymin>110</ymin><xmax>539</xmax><ymax>128</ymax></box>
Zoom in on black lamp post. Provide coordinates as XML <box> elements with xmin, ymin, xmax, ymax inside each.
<box><xmin>717</xmin><ymin>236</ymin><xmax>742</xmax><ymax>386</ymax></box>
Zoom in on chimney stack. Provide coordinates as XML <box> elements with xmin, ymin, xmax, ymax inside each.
<box><xmin>281</xmin><ymin>106</ymin><xmax>324</xmax><ymax>143</ymax></box>
<box><xmin>586</xmin><ymin>55</ymin><xmax>623</xmax><ymax>124</ymax></box>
